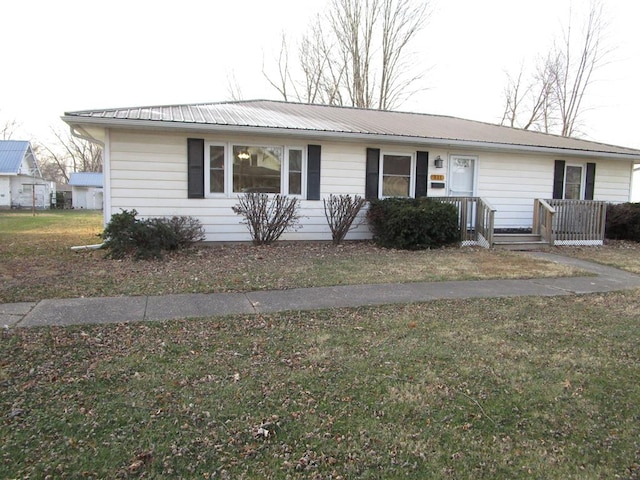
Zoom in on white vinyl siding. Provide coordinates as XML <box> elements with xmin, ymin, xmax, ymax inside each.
<box><xmin>105</xmin><ymin>129</ymin><xmax>636</xmax><ymax>241</ymax></box>
<box><xmin>0</xmin><ymin>177</ymin><xmax>10</xmax><ymax>208</ymax></box>
<box><xmin>107</xmin><ymin>130</ymin><xmax>371</xmax><ymax>242</ymax></box>
<box><xmin>475</xmin><ymin>153</ymin><xmax>552</xmax><ymax>229</ymax></box>
<box><xmin>592</xmin><ymin>159</ymin><xmax>632</xmax><ymax>202</ymax></box>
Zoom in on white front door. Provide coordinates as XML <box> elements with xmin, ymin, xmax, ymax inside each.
<box><xmin>448</xmin><ymin>155</ymin><xmax>476</xmax><ymax>197</ymax></box>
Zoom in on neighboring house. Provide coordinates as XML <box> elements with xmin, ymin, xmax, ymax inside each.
<box><xmin>68</xmin><ymin>172</ymin><xmax>103</xmax><ymax>210</ymax></box>
<box><xmin>61</xmin><ymin>100</ymin><xmax>640</xmax><ymax>246</ymax></box>
<box><xmin>0</xmin><ymin>140</ymin><xmax>52</xmax><ymax>210</ymax></box>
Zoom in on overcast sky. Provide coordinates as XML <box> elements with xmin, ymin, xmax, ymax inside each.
<box><xmin>1</xmin><ymin>0</ymin><xmax>639</xmax><ymax>155</ymax></box>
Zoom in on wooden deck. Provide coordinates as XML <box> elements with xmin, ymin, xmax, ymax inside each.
<box><xmin>430</xmin><ymin>196</ymin><xmax>495</xmax><ymax>248</ymax></box>
<box><xmin>433</xmin><ymin>197</ymin><xmax>607</xmax><ymax>248</ymax></box>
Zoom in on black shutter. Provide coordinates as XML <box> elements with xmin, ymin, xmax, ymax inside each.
<box><xmin>365</xmin><ymin>148</ymin><xmax>380</xmax><ymax>200</ymax></box>
<box><xmin>415</xmin><ymin>151</ymin><xmax>429</xmax><ymax>197</ymax></box>
<box><xmin>585</xmin><ymin>162</ymin><xmax>596</xmax><ymax>200</ymax></box>
<box><xmin>187</xmin><ymin>138</ymin><xmax>205</xmax><ymax>199</ymax></box>
<box><xmin>552</xmin><ymin>160</ymin><xmax>566</xmax><ymax>199</ymax></box>
<box><xmin>307</xmin><ymin>144</ymin><xmax>321</xmax><ymax>200</ymax></box>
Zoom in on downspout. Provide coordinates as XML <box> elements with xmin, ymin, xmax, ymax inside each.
<box><xmin>69</xmin><ymin>125</ymin><xmax>108</xmax><ymax>250</ymax></box>
<box><xmin>70</xmin><ymin>125</ymin><xmax>105</xmax><ymax>148</ymax></box>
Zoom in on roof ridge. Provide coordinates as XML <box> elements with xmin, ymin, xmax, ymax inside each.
<box><xmin>61</xmin><ymin>99</ymin><xmax>640</xmax><ymax>157</ymax></box>
<box><xmin>62</xmin><ymin>99</ymin><xmax>595</xmax><ymax>142</ymax></box>
<box><xmin>63</xmin><ymin>99</ymin><xmax>273</xmax><ymax>116</ymax></box>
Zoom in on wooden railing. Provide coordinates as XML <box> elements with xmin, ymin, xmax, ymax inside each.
<box><xmin>544</xmin><ymin>199</ymin><xmax>607</xmax><ymax>245</ymax></box>
<box><xmin>431</xmin><ymin>197</ymin><xmax>496</xmax><ymax>248</ymax></box>
<box><xmin>533</xmin><ymin>199</ymin><xmax>556</xmax><ymax>246</ymax></box>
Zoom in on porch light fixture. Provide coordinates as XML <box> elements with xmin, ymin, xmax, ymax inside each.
<box><xmin>434</xmin><ymin>155</ymin><xmax>444</xmax><ymax>168</ymax></box>
<box><xmin>237</xmin><ymin>151</ymin><xmax>251</xmax><ymax>160</ymax></box>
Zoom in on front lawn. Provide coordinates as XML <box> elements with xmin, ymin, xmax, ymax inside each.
<box><xmin>2</xmin><ymin>292</ymin><xmax>639</xmax><ymax>478</ymax></box>
<box><xmin>560</xmin><ymin>240</ymin><xmax>640</xmax><ymax>274</ymax></box>
<box><xmin>0</xmin><ymin>211</ymin><xmax>585</xmax><ymax>303</ymax></box>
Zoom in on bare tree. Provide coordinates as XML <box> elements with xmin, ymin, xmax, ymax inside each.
<box><xmin>298</xmin><ymin>19</ymin><xmax>345</xmax><ymax>105</ymax></box>
<box><xmin>38</xmin><ymin>129</ymin><xmax>103</xmax><ymax>183</ymax></box>
<box><xmin>1</xmin><ymin>118</ymin><xmax>20</xmax><ymax>140</ymax></box>
<box><xmin>38</xmin><ymin>156</ymin><xmax>69</xmax><ymax>185</ymax></box>
<box><xmin>553</xmin><ymin>2</ymin><xmax>607</xmax><ymax>137</ymax></box>
<box><xmin>501</xmin><ymin>57</ymin><xmax>558</xmax><ymax>132</ymax></box>
<box><xmin>263</xmin><ymin>0</ymin><xmax>430</xmax><ymax>110</ymax></box>
<box><xmin>225</xmin><ymin>71</ymin><xmax>244</xmax><ymax>101</ymax></box>
<box><xmin>377</xmin><ymin>0</ymin><xmax>429</xmax><ymax>109</ymax></box>
<box><xmin>500</xmin><ymin>1</ymin><xmax>608</xmax><ymax>137</ymax></box>
<box><xmin>262</xmin><ymin>33</ymin><xmax>298</xmax><ymax>102</ymax></box>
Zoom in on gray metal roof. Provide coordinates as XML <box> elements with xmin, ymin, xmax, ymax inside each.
<box><xmin>69</xmin><ymin>172</ymin><xmax>103</xmax><ymax>187</ymax></box>
<box><xmin>63</xmin><ymin>100</ymin><xmax>640</xmax><ymax>159</ymax></box>
<box><xmin>0</xmin><ymin>140</ymin><xmax>30</xmax><ymax>174</ymax></box>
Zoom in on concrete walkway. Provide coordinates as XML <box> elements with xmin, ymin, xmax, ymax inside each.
<box><xmin>2</xmin><ymin>253</ymin><xmax>639</xmax><ymax>329</ymax></box>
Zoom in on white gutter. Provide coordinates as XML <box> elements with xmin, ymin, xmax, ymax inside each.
<box><xmin>61</xmin><ymin>116</ymin><xmax>640</xmax><ymax>162</ymax></box>
<box><xmin>66</xmin><ymin>124</ymin><xmax>111</xmax><ymax>227</ymax></box>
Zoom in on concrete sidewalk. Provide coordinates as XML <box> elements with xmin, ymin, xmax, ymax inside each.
<box><xmin>2</xmin><ymin>253</ymin><xmax>639</xmax><ymax>329</ymax></box>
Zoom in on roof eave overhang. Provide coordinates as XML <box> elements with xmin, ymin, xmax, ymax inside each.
<box><xmin>61</xmin><ymin>116</ymin><xmax>640</xmax><ymax>162</ymax></box>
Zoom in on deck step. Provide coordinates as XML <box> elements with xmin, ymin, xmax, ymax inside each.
<box><xmin>493</xmin><ymin>233</ymin><xmax>549</xmax><ymax>251</ymax></box>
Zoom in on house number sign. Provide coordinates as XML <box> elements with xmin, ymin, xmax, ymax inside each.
<box><xmin>430</xmin><ymin>174</ymin><xmax>445</xmax><ymax>181</ymax></box>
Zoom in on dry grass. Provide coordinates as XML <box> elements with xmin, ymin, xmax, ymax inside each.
<box><xmin>2</xmin><ymin>292</ymin><xmax>639</xmax><ymax>478</ymax></box>
<box><xmin>559</xmin><ymin>240</ymin><xmax>640</xmax><ymax>274</ymax></box>
<box><xmin>0</xmin><ymin>211</ymin><xmax>585</xmax><ymax>303</ymax></box>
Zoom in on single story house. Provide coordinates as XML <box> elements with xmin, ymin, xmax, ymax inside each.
<box><xmin>68</xmin><ymin>172</ymin><xmax>104</xmax><ymax>210</ymax></box>
<box><xmin>61</xmin><ymin>100</ymin><xmax>640</xmax><ymax>246</ymax></box>
<box><xmin>0</xmin><ymin>140</ymin><xmax>52</xmax><ymax>210</ymax></box>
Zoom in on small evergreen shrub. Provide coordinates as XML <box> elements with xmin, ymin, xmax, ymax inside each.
<box><xmin>367</xmin><ymin>197</ymin><xmax>459</xmax><ymax>250</ymax></box>
<box><xmin>605</xmin><ymin>202</ymin><xmax>640</xmax><ymax>241</ymax></box>
<box><xmin>51</xmin><ymin>191</ymin><xmax>66</xmax><ymax>209</ymax></box>
<box><xmin>101</xmin><ymin>209</ymin><xmax>205</xmax><ymax>259</ymax></box>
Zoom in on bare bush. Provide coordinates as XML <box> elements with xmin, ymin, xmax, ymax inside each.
<box><xmin>324</xmin><ymin>194</ymin><xmax>366</xmax><ymax>245</ymax></box>
<box><xmin>232</xmin><ymin>193</ymin><xmax>302</xmax><ymax>245</ymax></box>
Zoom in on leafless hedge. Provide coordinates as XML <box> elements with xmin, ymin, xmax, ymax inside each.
<box><xmin>323</xmin><ymin>194</ymin><xmax>366</xmax><ymax>245</ymax></box>
<box><xmin>232</xmin><ymin>193</ymin><xmax>301</xmax><ymax>245</ymax></box>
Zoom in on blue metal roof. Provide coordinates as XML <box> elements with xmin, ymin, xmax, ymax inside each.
<box><xmin>0</xmin><ymin>140</ymin><xmax>30</xmax><ymax>174</ymax></box>
<box><xmin>69</xmin><ymin>172</ymin><xmax>103</xmax><ymax>187</ymax></box>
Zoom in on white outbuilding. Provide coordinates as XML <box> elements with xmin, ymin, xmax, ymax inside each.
<box><xmin>0</xmin><ymin>140</ymin><xmax>52</xmax><ymax>210</ymax></box>
<box><xmin>69</xmin><ymin>172</ymin><xmax>103</xmax><ymax>210</ymax></box>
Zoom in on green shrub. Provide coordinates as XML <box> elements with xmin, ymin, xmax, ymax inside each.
<box><xmin>605</xmin><ymin>202</ymin><xmax>640</xmax><ymax>241</ymax></box>
<box><xmin>51</xmin><ymin>191</ymin><xmax>66</xmax><ymax>209</ymax></box>
<box><xmin>101</xmin><ymin>209</ymin><xmax>205</xmax><ymax>259</ymax></box>
<box><xmin>367</xmin><ymin>197</ymin><xmax>459</xmax><ymax>249</ymax></box>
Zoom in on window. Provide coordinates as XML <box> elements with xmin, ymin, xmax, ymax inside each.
<box><xmin>208</xmin><ymin>145</ymin><xmax>225</xmax><ymax>193</ymax></box>
<box><xmin>233</xmin><ymin>145</ymin><xmax>283</xmax><ymax>194</ymax></box>
<box><xmin>564</xmin><ymin>165</ymin><xmax>583</xmax><ymax>199</ymax></box>
<box><xmin>288</xmin><ymin>148</ymin><xmax>303</xmax><ymax>196</ymax></box>
<box><xmin>381</xmin><ymin>153</ymin><xmax>413</xmax><ymax>197</ymax></box>
<box><xmin>200</xmin><ymin>141</ymin><xmax>310</xmax><ymax>198</ymax></box>
<box><xmin>553</xmin><ymin>160</ymin><xmax>595</xmax><ymax>201</ymax></box>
